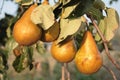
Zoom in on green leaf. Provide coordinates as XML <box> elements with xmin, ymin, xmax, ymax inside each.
<box><xmin>67</xmin><ymin>0</ymin><xmax>94</xmax><ymax>19</ymax></box>
<box><xmin>14</xmin><ymin>0</ymin><xmax>33</xmax><ymax>5</ymax></box>
<box><xmin>74</xmin><ymin>31</ymin><xmax>85</xmax><ymax>50</ymax></box>
<box><xmin>12</xmin><ymin>46</ymin><xmax>33</xmax><ymax>73</ymax></box>
<box><xmin>57</xmin><ymin>16</ymin><xmax>86</xmax><ymax>43</ymax></box>
<box><xmin>63</xmin><ymin>0</ymin><xmax>80</xmax><ymax>7</ymax></box>
<box><xmin>0</xmin><ymin>48</ymin><xmax>8</xmax><ymax>71</ymax></box>
<box><xmin>31</xmin><ymin>4</ymin><xmax>55</xmax><ymax>30</ymax></box>
<box><xmin>95</xmin><ymin>8</ymin><xmax>119</xmax><ymax>42</ymax></box>
<box><xmin>93</xmin><ymin>0</ymin><xmax>106</xmax><ymax>9</ymax></box>
<box><xmin>7</xmin><ymin>16</ymin><xmax>20</xmax><ymax>38</ymax></box>
<box><xmin>87</xmin><ymin>7</ymin><xmax>103</xmax><ymax>22</ymax></box>
<box><xmin>0</xmin><ymin>56</ymin><xmax>5</xmax><ymax>71</ymax></box>
<box><xmin>62</xmin><ymin>3</ymin><xmax>78</xmax><ymax>18</ymax></box>
<box><xmin>53</xmin><ymin>2</ymin><xmax>62</xmax><ymax>19</ymax></box>
<box><xmin>5</xmin><ymin>37</ymin><xmax>18</xmax><ymax>53</ymax></box>
<box><xmin>36</xmin><ymin>41</ymin><xmax>46</xmax><ymax>55</ymax></box>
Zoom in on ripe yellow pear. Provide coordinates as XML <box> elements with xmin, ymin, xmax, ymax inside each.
<box><xmin>13</xmin><ymin>4</ymin><xmax>42</xmax><ymax>46</ymax></box>
<box><xmin>51</xmin><ymin>38</ymin><xmax>76</xmax><ymax>63</ymax></box>
<box><xmin>75</xmin><ymin>31</ymin><xmax>102</xmax><ymax>75</ymax></box>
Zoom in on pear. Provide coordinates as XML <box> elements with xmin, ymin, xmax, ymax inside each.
<box><xmin>13</xmin><ymin>4</ymin><xmax>42</xmax><ymax>46</ymax></box>
<box><xmin>41</xmin><ymin>21</ymin><xmax>60</xmax><ymax>42</ymax></box>
<box><xmin>51</xmin><ymin>38</ymin><xmax>76</xmax><ymax>63</ymax></box>
<box><xmin>75</xmin><ymin>31</ymin><xmax>102</xmax><ymax>75</ymax></box>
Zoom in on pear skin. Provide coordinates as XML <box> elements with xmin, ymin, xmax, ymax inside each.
<box><xmin>41</xmin><ymin>21</ymin><xmax>60</xmax><ymax>42</ymax></box>
<box><xmin>13</xmin><ymin>4</ymin><xmax>42</xmax><ymax>46</ymax></box>
<box><xmin>75</xmin><ymin>31</ymin><xmax>102</xmax><ymax>75</ymax></box>
<box><xmin>51</xmin><ymin>38</ymin><xmax>76</xmax><ymax>63</ymax></box>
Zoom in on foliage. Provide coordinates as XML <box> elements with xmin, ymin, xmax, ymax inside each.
<box><xmin>0</xmin><ymin>0</ymin><xmax>120</xmax><ymax>80</ymax></box>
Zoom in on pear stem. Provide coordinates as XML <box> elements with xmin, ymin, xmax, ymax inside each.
<box><xmin>103</xmin><ymin>65</ymin><xmax>117</xmax><ymax>80</ymax></box>
<box><xmin>90</xmin><ymin>16</ymin><xmax>120</xmax><ymax>71</ymax></box>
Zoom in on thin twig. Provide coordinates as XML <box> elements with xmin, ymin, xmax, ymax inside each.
<box><xmin>62</xmin><ymin>63</ymin><xmax>70</xmax><ymax>80</ymax></box>
<box><xmin>103</xmin><ymin>65</ymin><xmax>117</xmax><ymax>80</ymax></box>
<box><xmin>61</xmin><ymin>63</ymin><xmax>65</xmax><ymax>80</ymax></box>
<box><xmin>90</xmin><ymin>16</ymin><xmax>120</xmax><ymax>70</ymax></box>
<box><xmin>0</xmin><ymin>0</ymin><xmax>4</xmax><ymax>14</ymax></box>
<box><xmin>65</xmin><ymin>63</ymin><xmax>70</xmax><ymax>80</ymax></box>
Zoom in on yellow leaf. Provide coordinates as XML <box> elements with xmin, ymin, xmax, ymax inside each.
<box><xmin>31</xmin><ymin>4</ymin><xmax>55</xmax><ymax>30</ymax></box>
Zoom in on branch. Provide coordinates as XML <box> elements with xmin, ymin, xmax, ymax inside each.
<box><xmin>64</xmin><ymin>63</ymin><xmax>70</xmax><ymax>80</ymax></box>
<box><xmin>61</xmin><ymin>63</ymin><xmax>65</xmax><ymax>80</ymax></box>
<box><xmin>103</xmin><ymin>65</ymin><xmax>117</xmax><ymax>80</ymax></box>
<box><xmin>0</xmin><ymin>0</ymin><xmax>4</xmax><ymax>14</ymax></box>
<box><xmin>89</xmin><ymin>16</ymin><xmax>120</xmax><ymax>70</ymax></box>
<box><xmin>61</xmin><ymin>63</ymin><xmax>71</xmax><ymax>80</ymax></box>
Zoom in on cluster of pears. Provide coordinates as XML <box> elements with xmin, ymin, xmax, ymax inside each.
<box><xmin>13</xmin><ymin>2</ymin><xmax>102</xmax><ymax>75</ymax></box>
<box><xmin>13</xmin><ymin>3</ymin><xmax>60</xmax><ymax>46</ymax></box>
<box><xmin>50</xmin><ymin>31</ymin><xmax>102</xmax><ymax>75</ymax></box>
